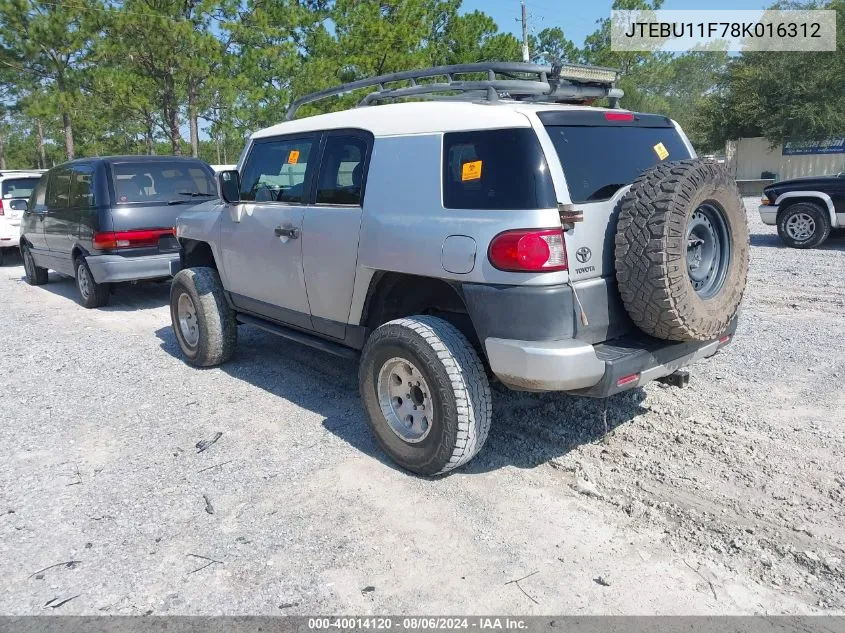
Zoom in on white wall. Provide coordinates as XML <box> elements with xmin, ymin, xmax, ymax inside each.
<box><xmin>726</xmin><ymin>137</ymin><xmax>845</xmax><ymax>181</ymax></box>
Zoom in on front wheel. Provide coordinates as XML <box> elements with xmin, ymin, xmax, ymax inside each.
<box><xmin>777</xmin><ymin>202</ymin><xmax>831</xmax><ymax>248</ymax></box>
<box><xmin>359</xmin><ymin>316</ymin><xmax>492</xmax><ymax>476</ymax></box>
<box><xmin>170</xmin><ymin>267</ymin><xmax>237</xmax><ymax>367</ymax></box>
<box><xmin>22</xmin><ymin>246</ymin><xmax>48</xmax><ymax>286</ymax></box>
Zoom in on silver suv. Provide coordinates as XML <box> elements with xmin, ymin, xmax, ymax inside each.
<box><xmin>169</xmin><ymin>63</ymin><xmax>749</xmax><ymax>476</ymax></box>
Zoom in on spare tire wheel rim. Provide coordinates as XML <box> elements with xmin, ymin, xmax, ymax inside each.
<box><xmin>377</xmin><ymin>357</ymin><xmax>433</xmax><ymax>444</ymax></box>
<box><xmin>785</xmin><ymin>212</ymin><xmax>815</xmax><ymax>242</ymax></box>
<box><xmin>177</xmin><ymin>292</ymin><xmax>200</xmax><ymax>348</ymax></box>
<box><xmin>77</xmin><ymin>264</ymin><xmax>91</xmax><ymax>299</ymax></box>
<box><xmin>686</xmin><ymin>202</ymin><xmax>731</xmax><ymax>299</ymax></box>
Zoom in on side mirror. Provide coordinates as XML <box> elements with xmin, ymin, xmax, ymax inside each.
<box><xmin>218</xmin><ymin>170</ymin><xmax>240</xmax><ymax>204</ymax></box>
<box><xmin>9</xmin><ymin>199</ymin><xmax>28</xmax><ymax>212</ymax></box>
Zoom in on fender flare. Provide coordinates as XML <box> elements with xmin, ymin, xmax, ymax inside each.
<box><xmin>774</xmin><ymin>191</ymin><xmax>836</xmax><ymax>226</ymax></box>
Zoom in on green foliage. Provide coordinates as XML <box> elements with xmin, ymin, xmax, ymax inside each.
<box><xmin>698</xmin><ymin>0</ymin><xmax>845</xmax><ymax>149</ymax></box>
<box><xmin>0</xmin><ymin>0</ymin><xmax>842</xmax><ymax>166</ymax></box>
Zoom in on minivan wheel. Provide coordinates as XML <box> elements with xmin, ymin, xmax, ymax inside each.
<box><xmin>777</xmin><ymin>202</ymin><xmax>831</xmax><ymax>249</ymax></box>
<box><xmin>22</xmin><ymin>246</ymin><xmax>48</xmax><ymax>286</ymax></box>
<box><xmin>75</xmin><ymin>257</ymin><xmax>110</xmax><ymax>308</ymax></box>
<box><xmin>359</xmin><ymin>316</ymin><xmax>492</xmax><ymax>476</ymax></box>
<box><xmin>170</xmin><ymin>267</ymin><xmax>237</xmax><ymax>367</ymax></box>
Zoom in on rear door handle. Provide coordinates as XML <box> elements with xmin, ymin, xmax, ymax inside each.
<box><xmin>274</xmin><ymin>226</ymin><xmax>300</xmax><ymax>239</ymax></box>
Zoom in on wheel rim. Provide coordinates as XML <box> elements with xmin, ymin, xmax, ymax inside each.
<box><xmin>77</xmin><ymin>263</ymin><xmax>91</xmax><ymax>299</ymax></box>
<box><xmin>686</xmin><ymin>202</ymin><xmax>731</xmax><ymax>299</ymax></box>
<box><xmin>177</xmin><ymin>292</ymin><xmax>200</xmax><ymax>348</ymax></box>
<box><xmin>785</xmin><ymin>212</ymin><xmax>816</xmax><ymax>242</ymax></box>
<box><xmin>377</xmin><ymin>357</ymin><xmax>434</xmax><ymax>444</ymax></box>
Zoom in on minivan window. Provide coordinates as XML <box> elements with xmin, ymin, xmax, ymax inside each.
<box><xmin>544</xmin><ymin>124</ymin><xmax>692</xmax><ymax>203</ymax></box>
<box><xmin>70</xmin><ymin>168</ymin><xmax>95</xmax><ymax>207</ymax></box>
<box><xmin>46</xmin><ymin>168</ymin><xmax>72</xmax><ymax>209</ymax></box>
<box><xmin>240</xmin><ymin>137</ymin><xmax>316</xmax><ymax>203</ymax></box>
<box><xmin>2</xmin><ymin>177</ymin><xmax>40</xmax><ymax>199</ymax></box>
<box><xmin>316</xmin><ymin>135</ymin><xmax>368</xmax><ymax>206</ymax></box>
<box><xmin>442</xmin><ymin>128</ymin><xmax>556</xmax><ymax>210</ymax></box>
<box><xmin>30</xmin><ymin>177</ymin><xmax>47</xmax><ymax>212</ymax></box>
<box><xmin>111</xmin><ymin>161</ymin><xmax>216</xmax><ymax>204</ymax></box>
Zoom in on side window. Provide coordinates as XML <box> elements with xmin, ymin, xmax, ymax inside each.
<box><xmin>442</xmin><ymin>128</ymin><xmax>556</xmax><ymax>210</ymax></box>
<box><xmin>70</xmin><ymin>168</ymin><xmax>95</xmax><ymax>208</ymax></box>
<box><xmin>30</xmin><ymin>178</ymin><xmax>47</xmax><ymax>212</ymax></box>
<box><xmin>315</xmin><ymin>135</ymin><xmax>369</xmax><ymax>206</ymax></box>
<box><xmin>240</xmin><ymin>136</ymin><xmax>316</xmax><ymax>203</ymax></box>
<box><xmin>46</xmin><ymin>168</ymin><xmax>72</xmax><ymax>209</ymax></box>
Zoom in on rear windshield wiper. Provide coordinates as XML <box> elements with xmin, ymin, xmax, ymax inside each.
<box><xmin>176</xmin><ymin>191</ymin><xmax>216</xmax><ymax>197</ymax></box>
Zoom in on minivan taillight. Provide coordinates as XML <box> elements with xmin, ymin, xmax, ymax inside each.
<box><xmin>93</xmin><ymin>228</ymin><xmax>175</xmax><ymax>250</ymax></box>
<box><xmin>488</xmin><ymin>228</ymin><xmax>567</xmax><ymax>272</ymax></box>
<box><xmin>0</xmin><ymin>199</ymin><xmax>4</xmax><ymax>216</ymax></box>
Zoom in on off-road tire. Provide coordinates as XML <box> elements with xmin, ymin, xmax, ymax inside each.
<box><xmin>170</xmin><ymin>267</ymin><xmax>236</xmax><ymax>367</ymax></box>
<box><xmin>75</xmin><ymin>257</ymin><xmax>110</xmax><ymax>308</ymax></box>
<box><xmin>615</xmin><ymin>159</ymin><xmax>749</xmax><ymax>342</ymax></box>
<box><xmin>777</xmin><ymin>201</ymin><xmax>831</xmax><ymax>249</ymax></box>
<box><xmin>359</xmin><ymin>316</ymin><xmax>492</xmax><ymax>476</ymax></box>
<box><xmin>22</xmin><ymin>246</ymin><xmax>48</xmax><ymax>286</ymax></box>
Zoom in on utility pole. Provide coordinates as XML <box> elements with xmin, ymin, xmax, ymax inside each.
<box><xmin>520</xmin><ymin>0</ymin><xmax>530</xmax><ymax>62</ymax></box>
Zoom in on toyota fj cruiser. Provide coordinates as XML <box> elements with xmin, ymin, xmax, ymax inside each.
<box><xmin>169</xmin><ymin>63</ymin><xmax>749</xmax><ymax>476</ymax></box>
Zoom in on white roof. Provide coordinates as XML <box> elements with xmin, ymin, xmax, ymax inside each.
<box><xmin>251</xmin><ymin>100</ymin><xmax>616</xmax><ymax>140</ymax></box>
<box><xmin>0</xmin><ymin>170</ymin><xmax>44</xmax><ymax>178</ymax></box>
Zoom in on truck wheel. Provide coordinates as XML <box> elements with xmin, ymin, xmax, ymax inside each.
<box><xmin>22</xmin><ymin>246</ymin><xmax>48</xmax><ymax>286</ymax></box>
<box><xmin>75</xmin><ymin>257</ymin><xmax>110</xmax><ymax>308</ymax></box>
<box><xmin>777</xmin><ymin>202</ymin><xmax>831</xmax><ymax>248</ymax></box>
<box><xmin>615</xmin><ymin>159</ymin><xmax>749</xmax><ymax>342</ymax></box>
<box><xmin>170</xmin><ymin>267</ymin><xmax>236</xmax><ymax>367</ymax></box>
<box><xmin>359</xmin><ymin>316</ymin><xmax>492</xmax><ymax>476</ymax></box>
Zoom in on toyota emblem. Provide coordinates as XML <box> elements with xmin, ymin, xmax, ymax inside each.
<box><xmin>575</xmin><ymin>247</ymin><xmax>592</xmax><ymax>264</ymax></box>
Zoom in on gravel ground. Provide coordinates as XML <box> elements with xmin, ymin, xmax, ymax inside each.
<box><xmin>0</xmin><ymin>199</ymin><xmax>843</xmax><ymax>615</ymax></box>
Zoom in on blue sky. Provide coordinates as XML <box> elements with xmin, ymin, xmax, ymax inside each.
<box><xmin>461</xmin><ymin>0</ymin><xmax>772</xmax><ymax>47</ymax></box>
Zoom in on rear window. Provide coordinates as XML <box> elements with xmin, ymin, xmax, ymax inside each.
<box><xmin>2</xmin><ymin>178</ymin><xmax>40</xmax><ymax>199</ymax></box>
<box><xmin>110</xmin><ymin>161</ymin><xmax>216</xmax><ymax>204</ymax></box>
<box><xmin>543</xmin><ymin>117</ymin><xmax>692</xmax><ymax>204</ymax></box>
<box><xmin>443</xmin><ymin>129</ymin><xmax>556</xmax><ymax>210</ymax></box>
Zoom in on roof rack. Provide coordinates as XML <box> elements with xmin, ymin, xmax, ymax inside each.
<box><xmin>285</xmin><ymin>61</ymin><xmax>623</xmax><ymax>121</ymax></box>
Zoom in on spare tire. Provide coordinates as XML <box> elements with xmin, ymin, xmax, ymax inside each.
<box><xmin>614</xmin><ymin>159</ymin><xmax>749</xmax><ymax>342</ymax></box>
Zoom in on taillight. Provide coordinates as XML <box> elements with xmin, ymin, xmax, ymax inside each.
<box><xmin>605</xmin><ymin>111</ymin><xmax>635</xmax><ymax>121</ymax></box>
<box><xmin>488</xmin><ymin>228</ymin><xmax>567</xmax><ymax>272</ymax></box>
<box><xmin>93</xmin><ymin>228</ymin><xmax>175</xmax><ymax>250</ymax></box>
<box><xmin>0</xmin><ymin>199</ymin><xmax>4</xmax><ymax>216</ymax></box>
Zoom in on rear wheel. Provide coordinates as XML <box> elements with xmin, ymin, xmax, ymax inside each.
<box><xmin>777</xmin><ymin>202</ymin><xmax>831</xmax><ymax>248</ymax></box>
<box><xmin>75</xmin><ymin>257</ymin><xmax>110</xmax><ymax>308</ymax></box>
<box><xmin>359</xmin><ymin>316</ymin><xmax>492</xmax><ymax>476</ymax></box>
<box><xmin>170</xmin><ymin>267</ymin><xmax>237</xmax><ymax>367</ymax></box>
<box><xmin>22</xmin><ymin>246</ymin><xmax>48</xmax><ymax>286</ymax></box>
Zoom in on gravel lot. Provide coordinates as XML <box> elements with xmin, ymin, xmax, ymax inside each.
<box><xmin>1</xmin><ymin>199</ymin><xmax>843</xmax><ymax>615</ymax></box>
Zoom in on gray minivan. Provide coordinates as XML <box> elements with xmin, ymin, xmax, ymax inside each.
<box><xmin>19</xmin><ymin>156</ymin><xmax>217</xmax><ymax>307</ymax></box>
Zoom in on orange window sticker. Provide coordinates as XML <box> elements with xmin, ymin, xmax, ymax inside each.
<box><xmin>461</xmin><ymin>160</ymin><xmax>483</xmax><ymax>181</ymax></box>
<box><xmin>287</xmin><ymin>150</ymin><xmax>300</xmax><ymax>165</ymax></box>
<box><xmin>653</xmin><ymin>142</ymin><xmax>669</xmax><ymax>161</ymax></box>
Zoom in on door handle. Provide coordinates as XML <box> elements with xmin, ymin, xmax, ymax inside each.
<box><xmin>274</xmin><ymin>226</ymin><xmax>300</xmax><ymax>239</ymax></box>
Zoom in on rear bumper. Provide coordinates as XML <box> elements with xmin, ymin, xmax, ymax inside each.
<box><xmin>486</xmin><ymin>320</ymin><xmax>736</xmax><ymax>396</ymax></box>
<box><xmin>85</xmin><ymin>252</ymin><xmax>179</xmax><ymax>284</ymax></box>
<box><xmin>759</xmin><ymin>205</ymin><xmax>778</xmax><ymax>225</ymax></box>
